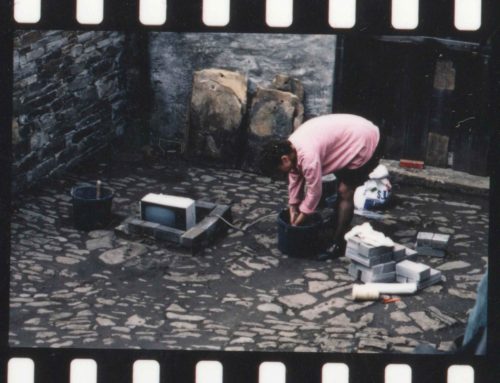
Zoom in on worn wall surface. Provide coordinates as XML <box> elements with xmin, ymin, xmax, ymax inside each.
<box><xmin>149</xmin><ymin>33</ymin><xmax>336</xmax><ymax>140</ymax></box>
<box><xmin>12</xmin><ymin>30</ymin><xmax>132</xmax><ymax>192</ymax></box>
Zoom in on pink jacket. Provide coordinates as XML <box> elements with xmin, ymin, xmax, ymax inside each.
<box><xmin>288</xmin><ymin>114</ymin><xmax>379</xmax><ymax>214</ymax></box>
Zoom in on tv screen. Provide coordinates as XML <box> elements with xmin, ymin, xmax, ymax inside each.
<box><xmin>142</xmin><ymin>204</ymin><xmax>185</xmax><ymax>230</ymax></box>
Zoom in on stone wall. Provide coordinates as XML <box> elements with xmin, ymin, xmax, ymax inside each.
<box><xmin>149</xmin><ymin>33</ymin><xmax>336</xmax><ymax>140</ymax></box>
<box><xmin>12</xmin><ymin>30</ymin><xmax>134</xmax><ymax>192</ymax></box>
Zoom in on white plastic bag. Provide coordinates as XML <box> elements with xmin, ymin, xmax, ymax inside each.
<box><xmin>354</xmin><ymin>165</ymin><xmax>392</xmax><ymax>210</ymax></box>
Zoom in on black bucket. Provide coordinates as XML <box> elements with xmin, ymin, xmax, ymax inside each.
<box><xmin>277</xmin><ymin>209</ymin><xmax>324</xmax><ymax>258</ymax></box>
<box><xmin>71</xmin><ymin>185</ymin><xmax>114</xmax><ymax>231</ymax></box>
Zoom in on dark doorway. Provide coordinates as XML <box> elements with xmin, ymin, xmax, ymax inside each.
<box><xmin>334</xmin><ymin>35</ymin><xmax>490</xmax><ymax>176</ymax></box>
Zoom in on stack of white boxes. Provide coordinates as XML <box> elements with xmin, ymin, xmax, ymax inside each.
<box><xmin>346</xmin><ymin>237</ymin><xmax>418</xmax><ymax>283</ymax></box>
<box><xmin>396</xmin><ymin>260</ymin><xmax>443</xmax><ymax>289</ymax></box>
<box><xmin>346</xmin><ymin>228</ymin><xmax>443</xmax><ymax>290</ymax></box>
<box><xmin>346</xmin><ymin>237</ymin><xmax>395</xmax><ymax>283</ymax></box>
<box><xmin>415</xmin><ymin>232</ymin><xmax>450</xmax><ymax>257</ymax></box>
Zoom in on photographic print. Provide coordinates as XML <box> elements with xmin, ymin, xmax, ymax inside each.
<box><xmin>9</xmin><ymin>27</ymin><xmax>491</xmax><ymax>357</ymax></box>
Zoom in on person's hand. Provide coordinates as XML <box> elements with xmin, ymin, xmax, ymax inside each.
<box><xmin>292</xmin><ymin>212</ymin><xmax>307</xmax><ymax>226</ymax></box>
<box><xmin>289</xmin><ymin>205</ymin><xmax>299</xmax><ymax>225</ymax></box>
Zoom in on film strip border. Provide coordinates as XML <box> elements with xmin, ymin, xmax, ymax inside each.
<box><xmin>5</xmin><ymin>350</ymin><xmax>495</xmax><ymax>383</ymax></box>
<box><xmin>5</xmin><ymin>0</ymin><xmax>498</xmax><ymax>37</ymax></box>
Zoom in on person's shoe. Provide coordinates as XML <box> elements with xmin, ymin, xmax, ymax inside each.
<box><xmin>316</xmin><ymin>243</ymin><xmax>343</xmax><ymax>261</ymax></box>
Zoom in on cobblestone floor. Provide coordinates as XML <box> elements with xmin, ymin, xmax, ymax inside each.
<box><xmin>9</xmin><ymin>155</ymin><xmax>489</xmax><ymax>353</ymax></box>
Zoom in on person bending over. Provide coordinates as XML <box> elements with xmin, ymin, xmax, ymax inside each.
<box><xmin>258</xmin><ymin>114</ymin><xmax>382</xmax><ymax>260</ymax></box>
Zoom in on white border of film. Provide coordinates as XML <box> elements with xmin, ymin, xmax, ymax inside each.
<box><xmin>14</xmin><ymin>0</ymin><xmax>482</xmax><ymax>30</ymax></box>
<box><xmin>8</xmin><ymin>358</ymin><xmax>477</xmax><ymax>382</ymax></box>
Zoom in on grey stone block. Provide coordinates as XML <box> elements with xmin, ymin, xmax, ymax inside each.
<box><xmin>393</xmin><ymin>245</ymin><xmax>418</xmax><ymax>262</ymax></box>
<box><xmin>364</xmin><ymin>271</ymin><xmax>396</xmax><ymax>283</ymax></box>
<box><xmin>417</xmin><ymin>269</ymin><xmax>443</xmax><ymax>290</ymax></box>
<box><xmin>195</xmin><ymin>200</ymin><xmax>217</xmax><ymax>210</ymax></box>
<box><xmin>396</xmin><ymin>275</ymin><xmax>410</xmax><ymax>283</ymax></box>
<box><xmin>346</xmin><ymin>250</ymin><xmax>393</xmax><ymax>267</ymax></box>
<box><xmin>416</xmin><ymin>246</ymin><xmax>446</xmax><ymax>258</ymax></box>
<box><xmin>396</xmin><ymin>260</ymin><xmax>431</xmax><ymax>281</ymax></box>
<box><xmin>154</xmin><ymin>225</ymin><xmax>183</xmax><ymax>242</ymax></box>
<box><xmin>432</xmin><ymin>233</ymin><xmax>450</xmax><ymax>249</ymax></box>
<box><xmin>349</xmin><ymin>264</ymin><xmax>395</xmax><ymax>282</ymax></box>
<box><xmin>393</xmin><ymin>243</ymin><xmax>406</xmax><ymax>260</ymax></box>
<box><xmin>347</xmin><ymin>238</ymin><xmax>393</xmax><ymax>258</ymax></box>
<box><xmin>181</xmin><ymin>216</ymin><xmax>218</xmax><ymax>247</ymax></box>
<box><xmin>349</xmin><ymin>260</ymin><xmax>395</xmax><ymax>275</ymax></box>
<box><xmin>416</xmin><ymin>232</ymin><xmax>433</xmax><ymax>246</ymax></box>
<box><xmin>209</xmin><ymin>204</ymin><xmax>232</xmax><ymax>220</ymax></box>
<box><xmin>141</xmin><ymin>221</ymin><xmax>160</xmax><ymax>236</ymax></box>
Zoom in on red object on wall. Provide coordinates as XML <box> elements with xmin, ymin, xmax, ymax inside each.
<box><xmin>399</xmin><ymin>159</ymin><xmax>425</xmax><ymax>169</ymax></box>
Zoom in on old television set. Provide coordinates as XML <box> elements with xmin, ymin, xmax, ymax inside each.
<box><xmin>140</xmin><ymin>193</ymin><xmax>196</xmax><ymax>231</ymax></box>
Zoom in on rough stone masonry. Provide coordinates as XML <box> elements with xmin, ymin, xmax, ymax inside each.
<box><xmin>12</xmin><ymin>30</ymin><xmax>140</xmax><ymax>192</ymax></box>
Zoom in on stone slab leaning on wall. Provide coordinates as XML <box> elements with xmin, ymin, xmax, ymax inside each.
<box><xmin>245</xmin><ymin>75</ymin><xmax>305</xmax><ymax>171</ymax></box>
<box><xmin>188</xmin><ymin>68</ymin><xmax>248</xmax><ymax>166</ymax></box>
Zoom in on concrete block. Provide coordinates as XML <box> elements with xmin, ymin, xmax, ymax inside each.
<box><xmin>348</xmin><ymin>263</ymin><xmax>396</xmax><ymax>283</ymax></box>
<box><xmin>195</xmin><ymin>200</ymin><xmax>217</xmax><ymax>210</ymax></box>
<box><xmin>180</xmin><ymin>216</ymin><xmax>219</xmax><ymax>248</ymax></box>
<box><xmin>416</xmin><ymin>232</ymin><xmax>433</xmax><ymax>246</ymax></box>
<box><xmin>348</xmin><ymin>263</ymin><xmax>361</xmax><ymax>279</ymax></box>
<box><xmin>209</xmin><ymin>204</ymin><xmax>232</xmax><ymax>220</ymax></box>
<box><xmin>417</xmin><ymin>269</ymin><xmax>443</xmax><ymax>290</ymax></box>
<box><xmin>432</xmin><ymin>233</ymin><xmax>450</xmax><ymax>249</ymax></box>
<box><xmin>350</xmin><ymin>260</ymin><xmax>395</xmax><ymax>275</ymax></box>
<box><xmin>154</xmin><ymin>225</ymin><xmax>183</xmax><ymax>242</ymax></box>
<box><xmin>397</xmin><ymin>268</ymin><xmax>441</xmax><ymax>289</ymax></box>
<box><xmin>346</xmin><ymin>250</ymin><xmax>393</xmax><ymax>267</ymax></box>
<box><xmin>347</xmin><ymin>238</ymin><xmax>393</xmax><ymax>258</ymax></box>
<box><xmin>141</xmin><ymin>220</ymin><xmax>160</xmax><ymax>237</ymax></box>
<box><xmin>393</xmin><ymin>244</ymin><xmax>418</xmax><ymax>262</ymax></box>
<box><xmin>363</xmin><ymin>271</ymin><xmax>396</xmax><ymax>283</ymax></box>
<box><xmin>393</xmin><ymin>243</ymin><xmax>406</xmax><ymax>260</ymax></box>
<box><xmin>128</xmin><ymin>219</ymin><xmax>143</xmax><ymax>235</ymax></box>
<box><xmin>397</xmin><ymin>275</ymin><xmax>410</xmax><ymax>283</ymax></box>
<box><xmin>396</xmin><ymin>260</ymin><xmax>431</xmax><ymax>281</ymax></box>
<box><xmin>416</xmin><ymin>246</ymin><xmax>446</xmax><ymax>258</ymax></box>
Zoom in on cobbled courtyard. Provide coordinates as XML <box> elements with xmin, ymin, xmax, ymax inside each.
<box><xmin>9</xmin><ymin>154</ymin><xmax>489</xmax><ymax>353</ymax></box>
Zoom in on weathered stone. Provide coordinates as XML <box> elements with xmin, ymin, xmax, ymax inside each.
<box><xmin>448</xmin><ymin>288</ymin><xmax>477</xmax><ymax>300</ymax></box>
<box><xmin>125</xmin><ymin>315</ymin><xmax>146</xmax><ymax>327</ymax></box>
<box><xmin>248</xmin><ymin>87</ymin><xmax>300</xmax><ymax>138</ymax></box>
<box><xmin>271</xmin><ymin>74</ymin><xmax>305</xmax><ymax>102</ymax></box>
<box><xmin>300</xmin><ymin>298</ymin><xmax>347</xmax><ymax>320</ymax></box>
<box><xmin>86</xmin><ymin>235</ymin><xmax>114</xmax><ymax>251</ymax></box>
<box><xmin>278</xmin><ymin>293</ymin><xmax>317</xmax><ymax>309</ymax></box>
<box><xmin>98</xmin><ymin>243</ymin><xmax>147</xmax><ymax>265</ymax></box>
<box><xmin>409</xmin><ymin>311</ymin><xmax>442</xmax><ymax>331</ymax></box>
<box><xmin>358</xmin><ymin>338</ymin><xmax>388</xmax><ymax>351</ymax></box>
<box><xmin>390</xmin><ymin>311</ymin><xmax>412</xmax><ymax>322</ymax></box>
<box><xmin>395</xmin><ymin>326</ymin><xmax>422</xmax><ymax>335</ymax></box>
<box><xmin>245</xmin><ymin>87</ymin><xmax>303</xmax><ymax>170</ymax></box>
<box><xmin>438</xmin><ymin>261</ymin><xmax>470</xmax><ymax>271</ymax></box>
<box><xmin>270</xmin><ymin>74</ymin><xmax>305</xmax><ymax>129</ymax></box>
<box><xmin>166</xmin><ymin>313</ymin><xmax>205</xmax><ymax>322</ymax></box>
<box><xmin>96</xmin><ymin>317</ymin><xmax>116</xmax><ymax>326</ymax></box>
<box><xmin>55</xmin><ymin>256</ymin><xmax>81</xmax><ymax>265</ymax></box>
<box><xmin>257</xmin><ymin>303</ymin><xmax>283</xmax><ymax>314</ymax></box>
<box><xmin>308</xmin><ymin>281</ymin><xmax>338</xmax><ymax>293</ymax></box>
<box><xmin>189</xmin><ymin>68</ymin><xmax>247</xmax><ymax>163</ymax></box>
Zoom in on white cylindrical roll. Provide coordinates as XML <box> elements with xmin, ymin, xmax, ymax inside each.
<box><xmin>362</xmin><ymin>283</ymin><xmax>417</xmax><ymax>295</ymax></box>
<box><xmin>352</xmin><ymin>284</ymin><xmax>380</xmax><ymax>301</ymax></box>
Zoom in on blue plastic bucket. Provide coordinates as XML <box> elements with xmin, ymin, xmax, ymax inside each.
<box><xmin>277</xmin><ymin>209</ymin><xmax>324</xmax><ymax>258</ymax></box>
<box><xmin>71</xmin><ymin>185</ymin><xmax>114</xmax><ymax>230</ymax></box>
